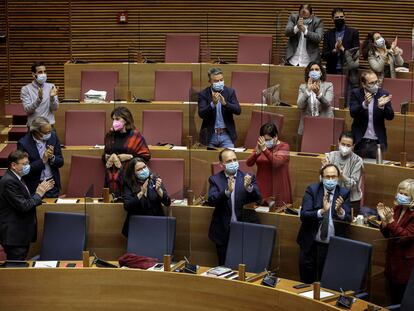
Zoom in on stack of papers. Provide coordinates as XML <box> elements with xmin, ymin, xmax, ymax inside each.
<box><xmin>84</xmin><ymin>89</ymin><xmax>107</xmax><ymax>103</ymax></box>
<box><xmin>33</xmin><ymin>261</ymin><xmax>59</xmax><ymax>268</ymax></box>
<box><xmin>298</xmin><ymin>290</ymin><xmax>335</xmax><ymax>299</ymax></box>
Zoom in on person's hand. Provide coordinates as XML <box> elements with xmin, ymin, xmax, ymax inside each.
<box><xmin>36</xmin><ymin>179</ymin><xmax>55</xmax><ymax>197</ymax></box>
<box><xmin>364</xmin><ymin>92</ymin><xmax>374</xmax><ymax>104</ymax></box>
<box><xmin>38</xmin><ymin>87</ymin><xmax>43</xmax><ymax>101</ymax></box>
<box><xmin>336</xmin><ymin>39</ymin><xmax>344</xmax><ymax>52</ymax></box>
<box><xmin>227</xmin><ymin>176</ymin><xmax>235</xmax><ymax>193</ymax></box>
<box><xmin>139</xmin><ymin>179</ymin><xmax>149</xmax><ymax>198</ymax></box>
<box><xmin>105</xmin><ymin>154</ymin><xmax>114</xmax><ymax>168</ymax></box>
<box><xmin>212</xmin><ymin>91</ymin><xmax>220</xmax><ymax>105</ymax></box>
<box><xmin>244</xmin><ymin>174</ymin><xmax>252</xmax><ymax>190</ymax></box>
<box><xmin>257</xmin><ymin>136</ymin><xmax>266</xmax><ymax>152</ymax></box>
<box><xmin>118</xmin><ymin>154</ymin><xmax>133</xmax><ymax>162</ymax></box>
<box><xmin>50</xmin><ymin>86</ymin><xmax>59</xmax><ymax>97</ymax></box>
<box><xmin>297</xmin><ymin>17</ymin><xmax>305</xmax><ymax>32</ymax></box>
<box><xmin>321</xmin><ymin>156</ymin><xmax>329</xmax><ymax>167</ymax></box>
<box><xmin>391</xmin><ymin>36</ymin><xmax>398</xmax><ymax>52</ymax></box>
<box><xmin>321</xmin><ymin>193</ymin><xmax>331</xmax><ymax>215</ymax></box>
<box><xmin>155</xmin><ymin>178</ymin><xmax>163</xmax><ymax>197</ymax></box>
<box><xmin>218</xmin><ymin>93</ymin><xmax>226</xmax><ymax>106</ymax></box>
<box><xmin>43</xmin><ymin>146</ymin><xmax>54</xmax><ymax>163</ymax></box>
<box><xmin>112</xmin><ymin>154</ymin><xmax>122</xmax><ymax>169</ymax></box>
<box><xmin>378</xmin><ymin>95</ymin><xmax>392</xmax><ymax>108</ymax></box>
<box><xmin>311</xmin><ymin>81</ymin><xmax>320</xmax><ymax>95</ymax></box>
<box><xmin>377</xmin><ymin>202</ymin><xmax>388</xmax><ymax>221</ymax></box>
<box><xmin>335</xmin><ymin>195</ymin><xmax>345</xmax><ymax>216</ymax></box>
<box><xmin>383</xmin><ymin>205</ymin><xmax>394</xmax><ymax>224</ymax></box>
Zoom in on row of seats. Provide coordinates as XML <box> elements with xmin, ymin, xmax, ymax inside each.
<box><xmin>81</xmin><ymin>69</ymin><xmax>413</xmax><ymax>112</ymax></box>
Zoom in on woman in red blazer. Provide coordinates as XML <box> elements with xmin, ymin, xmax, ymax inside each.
<box><xmin>246</xmin><ymin>123</ymin><xmax>292</xmax><ymax>207</ymax></box>
<box><xmin>378</xmin><ymin>179</ymin><xmax>414</xmax><ymax>304</ymax></box>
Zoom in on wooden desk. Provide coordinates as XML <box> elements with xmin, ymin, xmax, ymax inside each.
<box><xmin>0</xmin><ymin>267</ymin><xmax>386</xmax><ymax>311</ymax></box>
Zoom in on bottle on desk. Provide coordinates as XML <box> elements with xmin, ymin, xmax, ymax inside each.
<box><xmin>376</xmin><ymin>144</ymin><xmax>383</xmax><ymax>165</ymax></box>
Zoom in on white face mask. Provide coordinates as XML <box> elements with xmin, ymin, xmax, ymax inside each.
<box><xmin>36</xmin><ymin>73</ymin><xmax>47</xmax><ymax>84</ymax></box>
<box><xmin>339</xmin><ymin>145</ymin><xmax>352</xmax><ymax>157</ymax></box>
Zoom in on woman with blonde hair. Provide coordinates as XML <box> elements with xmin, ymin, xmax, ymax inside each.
<box><xmin>377</xmin><ymin>179</ymin><xmax>414</xmax><ymax>303</ymax></box>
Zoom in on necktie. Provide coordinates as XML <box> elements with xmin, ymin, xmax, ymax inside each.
<box><xmin>320</xmin><ymin>191</ymin><xmax>332</xmax><ymax>240</ymax></box>
<box><xmin>21</xmin><ymin>179</ymin><xmax>31</xmax><ymax>196</ymax></box>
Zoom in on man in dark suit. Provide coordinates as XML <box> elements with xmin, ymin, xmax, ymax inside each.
<box><xmin>349</xmin><ymin>70</ymin><xmax>394</xmax><ymax>158</ymax></box>
<box><xmin>297</xmin><ymin>164</ymin><xmax>351</xmax><ymax>284</ymax></box>
<box><xmin>322</xmin><ymin>8</ymin><xmax>359</xmax><ymax>75</ymax></box>
<box><xmin>0</xmin><ymin>150</ymin><xmax>54</xmax><ymax>260</ymax></box>
<box><xmin>208</xmin><ymin>149</ymin><xmax>262</xmax><ymax>265</ymax></box>
<box><xmin>198</xmin><ymin>67</ymin><xmax>241</xmax><ymax>148</ymax></box>
<box><xmin>17</xmin><ymin>116</ymin><xmax>64</xmax><ymax>197</ymax></box>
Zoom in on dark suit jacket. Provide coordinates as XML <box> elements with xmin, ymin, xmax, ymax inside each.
<box><xmin>322</xmin><ymin>26</ymin><xmax>359</xmax><ymax>74</ymax></box>
<box><xmin>122</xmin><ymin>175</ymin><xmax>171</xmax><ymax>236</ymax></box>
<box><xmin>349</xmin><ymin>88</ymin><xmax>395</xmax><ymax>148</ymax></box>
<box><xmin>381</xmin><ymin>205</ymin><xmax>414</xmax><ymax>284</ymax></box>
<box><xmin>198</xmin><ymin>86</ymin><xmax>241</xmax><ymax>145</ymax></box>
<box><xmin>208</xmin><ymin>170</ymin><xmax>262</xmax><ymax>246</ymax></box>
<box><xmin>0</xmin><ymin>170</ymin><xmax>43</xmax><ymax>246</ymax></box>
<box><xmin>296</xmin><ymin>182</ymin><xmax>351</xmax><ymax>253</ymax></box>
<box><xmin>17</xmin><ymin>132</ymin><xmax>64</xmax><ymax>195</ymax></box>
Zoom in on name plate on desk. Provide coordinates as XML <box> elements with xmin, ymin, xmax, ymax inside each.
<box><xmin>55</xmin><ymin>198</ymin><xmax>80</xmax><ymax>204</ymax></box>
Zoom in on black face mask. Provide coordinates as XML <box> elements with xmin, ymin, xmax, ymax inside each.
<box><xmin>334</xmin><ymin>19</ymin><xmax>345</xmax><ymax>29</ymax></box>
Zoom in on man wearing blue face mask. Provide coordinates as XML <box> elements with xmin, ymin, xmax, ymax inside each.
<box><xmin>198</xmin><ymin>67</ymin><xmax>241</xmax><ymax>148</ymax></box>
<box><xmin>297</xmin><ymin>163</ymin><xmax>351</xmax><ymax>284</ymax></box>
<box><xmin>17</xmin><ymin>117</ymin><xmax>63</xmax><ymax>198</ymax></box>
<box><xmin>0</xmin><ymin>150</ymin><xmax>55</xmax><ymax>260</ymax></box>
<box><xmin>208</xmin><ymin>149</ymin><xmax>262</xmax><ymax>265</ymax></box>
<box><xmin>21</xmin><ymin>61</ymin><xmax>59</xmax><ymax>127</ymax></box>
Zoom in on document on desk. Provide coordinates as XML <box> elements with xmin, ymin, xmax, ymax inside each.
<box><xmin>171</xmin><ymin>146</ymin><xmax>187</xmax><ymax>150</ymax></box>
<box><xmin>33</xmin><ymin>261</ymin><xmax>59</xmax><ymax>268</ymax></box>
<box><xmin>298</xmin><ymin>290</ymin><xmax>335</xmax><ymax>299</ymax></box>
<box><xmin>55</xmin><ymin>198</ymin><xmax>79</xmax><ymax>204</ymax></box>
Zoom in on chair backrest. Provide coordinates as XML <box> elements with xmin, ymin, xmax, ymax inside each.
<box><xmin>321</xmin><ymin>236</ymin><xmax>372</xmax><ymax>292</ymax></box>
<box><xmin>66</xmin><ymin>155</ymin><xmax>105</xmax><ymax>197</ymax></box>
<box><xmin>401</xmin><ymin>261</ymin><xmax>414</xmax><ymax>311</ymax></box>
<box><xmin>0</xmin><ymin>244</ymin><xmax>6</xmax><ymax>261</ymax></box>
<box><xmin>154</xmin><ymin>70</ymin><xmax>193</xmax><ymax>101</ymax></box>
<box><xmin>301</xmin><ymin>116</ymin><xmax>345</xmax><ymax>153</ymax></box>
<box><xmin>244</xmin><ymin>110</ymin><xmax>284</xmax><ymax>149</ymax></box>
<box><xmin>211</xmin><ymin>160</ymin><xmax>254</xmax><ymax>176</ymax></box>
<box><xmin>65</xmin><ymin>110</ymin><xmax>106</xmax><ymax>146</ymax></box>
<box><xmin>231</xmin><ymin>71</ymin><xmax>269</xmax><ymax>103</ymax></box>
<box><xmin>142</xmin><ymin>110</ymin><xmax>183</xmax><ymax>146</ymax></box>
<box><xmin>326</xmin><ymin>74</ymin><xmax>346</xmax><ymax>108</ymax></box>
<box><xmin>80</xmin><ymin>70</ymin><xmax>119</xmax><ymax>102</ymax></box>
<box><xmin>147</xmin><ymin>158</ymin><xmax>185</xmax><ymax>199</ymax></box>
<box><xmin>237</xmin><ymin>34</ymin><xmax>273</xmax><ymax>64</ymax></box>
<box><xmin>127</xmin><ymin>215</ymin><xmax>176</xmax><ymax>261</ymax></box>
<box><xmin>165</xmin><ymin>33</ymin><xmax>200</xmax><ymax>63</ymax></box>
<box><xmin>0</xmin><ymin>142</ymin><xmax>17</xmax><ymax>167</ymax></box>
<box><xmin>382</xmin><ymin>78</ymin><xmax>414</xmax><ymax>113</ymax></box>
<box><xmin>40</xmin><ymin>212</ymin><xmax>87</xmax><ymax>260</ymax></box>
<box><xmin>225</xmin><ymin>222</ymin><xmax>277</xmax><ymax>273</ymax></box>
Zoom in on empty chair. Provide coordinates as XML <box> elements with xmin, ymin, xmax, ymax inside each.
<box><xmin>321</xmin><ymin>236</ymin><xmax>372</xmax><ymax>294</ymax></box>
<box><xmin>39</xmin><ymin>212</ymin><xmax>87</xmax><ymax>260</ymax></box>
<box><xmin>147</xmin><ymin>158</ymin><xmax>185</xmax><ymax>199</ymax></box>
<box><xmin>65</xmin><ymin>110</ymin><xmax>106</xmax><ymax>146</ymax></box>
<box><xmin>142</xmin><ymin>110</ymin><xmax>183</xmax><ymax>145</ymax></box>
<box><xmin>80</xmin><ymin>70</ymin><xmax>119</xmax><ymax>102</ymax></box>
<box><xmin>127</xmin><ymin>215</ymin><xmax>176</xmax><ymax>261</ymax></box>
<box><xmin>231</xmin><ymin>71</ymin><xmax>269</xmax><ymax>103</ymax></box>
<box><xmin>154</xmin><ymin>70</ymin><xmax>193</xmax><ymax>101</ymax></box>
<box><xmin>237</xmin><ymin>34</ymin><xmax>273</xmax><ymax>64</ymax></box>
<box><xmin>301</xmin><ymin>116</ymin><xmax>345</xmax><ymax>153</ymax></box>
<box><xmin>165</xmin><ymin>33</ymin><xmax>200</xmax><ymax>63</ymax></box>
<box><xmin>211</xmin><ymin>160</ymin><xmax>254</xmax><ymax>176</ymax></box>
<box><xmin>7</xmin><ymin>126</ymin><xmax>28</xmax><ymax>141</ymax></box>
<box><xmin>66</xmin><ymin>155</ymin><xmax>105</xmax><ymax>197</ymax></box>
<box><xmin>6</xmin><ymin>103</ymin><xmax>27</xmax><ymax>125</ymax></box>
<box><xmin>0</xmin><ymin>245</ymin><xmax>6</xmax><ymax>261</ymax></box>
<box><xmin>0</xmin><ymin>142</ymin><xmax>17</xmax><ymax>167</ymax></box>
<box><xmin>382</xmin><ymin>78</ymin><xmax>414</xmax><ymax>113</ymax></box>
<box><xmin>244</xmin><ymin>110</ymin><xmax>284</xmax><ymax>149</ymax></box>
<box><xmin>326</xmin><ymin>74</ymin><xmax>346</xmax><ymax>108</ymax></box>
<box><xmin>225</xmin><ymin>222</ymin><xmax>277</xmax><ymax>273</ymax></box>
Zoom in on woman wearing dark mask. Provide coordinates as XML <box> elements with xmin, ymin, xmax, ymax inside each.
<box><xmin>297</xmin><ymin>62</ymin><xmax>334</xmax><ymax>149</ymax></box>
<box><xmin>362</xmin><ymin>32</ymin><xmax>404</xmax><ymax>85</ymax></box>
<box><xmin>103</xmin><ymin>106</ymin><xmax>150</xmax><ymax>198</ymax></box>
<box><xmin>378</xmin><ymin>179</ymin><xmax>414</xmax><ymax>304</ymax></box>
<box><xmin>121</xmin><ymin>157</ymin><xmax>171</xmax><ymax>237</ymax></box>
<box><xmin>246</xmin><ymin>123</ymin><xmax>292</xmax><ymax>207</ymax></box>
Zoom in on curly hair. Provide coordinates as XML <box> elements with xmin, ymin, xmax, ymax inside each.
<box><xmin>304</xmin><ymin>62</ymin><xmax>326</xmax><ymax>82</ymax></box>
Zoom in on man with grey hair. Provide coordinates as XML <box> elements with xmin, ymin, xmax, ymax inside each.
<box><xmin>17</xmin><ymin>116</ymin><xmax>64</xmax><ymax>197</ymax></box>
<box><xmin>198</xmin><ymin>67</ymin><xmax>241</xmax><ymax>147</ymax></box>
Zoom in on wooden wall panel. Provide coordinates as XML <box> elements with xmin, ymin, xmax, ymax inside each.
<box><xmin>0</xmin><ymin>0</ymin><xmax>7</xmax><ymax>104</ymax></box>
<box><xmin>3</xmin><ymin>0</ymin><xmax>414</xmax><ymax>102</ymax></box>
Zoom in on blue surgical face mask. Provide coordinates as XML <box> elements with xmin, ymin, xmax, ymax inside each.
<box><xmin>136</xmin><ymin>167</ymin><xmax>150</xmax><ymax>181</ymax></box>
<box><xmin>212</xmin><ymin>81</ymin><xmax>224</xmax><ymax>92</ymax></box>
<box><xmin>309</xmin><ymin>70</ymin><xmax>322</xmax><ymax>81</ymax></box>
<box><xmin>225</xmin><ymin>161</ymin><xmax>239</xmax><ymax>175</ymax></box>
<box><xmin>396</xmin><ymin>193</ymin><xmax>411</xmax><ymax>206</ymax></box>
<box><xmin>323</xmin><ymin>178</ymin><xmax>338</xmax><ymax>191</ymax></box>
<box><xmin>36</xmin><ymin>73</ymin><xmax>47</xmax><ymax>85</ymax></box>
<box><xmin>375</xmin><ymin>37</ymin><xmax>385</xmax><ymax>48</ymax></box>
<box><xmin>21</xmin><ymin>164</ymin><xmax>31</xmax><ymax>176</ymax></box>
<box><xmin>265</xmin><ymin>140</ymin><xmax>274</xmax><ymax>149</ymax></box>
<box><xmin>42</xmin><ymin>133</ymin><xmax>51</xmax><ymax>141</ymax></box>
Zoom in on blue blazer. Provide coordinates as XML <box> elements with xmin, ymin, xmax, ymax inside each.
<box><xmin>296</xmin><ymin>182</ymin><xmax>351</xmax><ymax>253</ymax></box>
<box><xmin>208</xmin><ymin>170</ymin><xmax>262</xmax><ymax>246</ymax></box>
<box><xmin>198</xmin><ymin>86</ymin><xmax>241</xmax><ymax>145</ymax></box>
<box><xmin>349</xmin><ymin>87</ymin><xmax>394</xmax><ymax>148</ymax></box>
<box><xmin>17</xmin><ymin>132</ymin><xmax>64</xmax><ymax>195</ymax></box>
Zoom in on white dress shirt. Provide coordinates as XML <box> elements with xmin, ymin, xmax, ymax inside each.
<box><xmin>289</xmin><ymin>25</ymin><xmax>310</xmax><ymax>67</ymax></box>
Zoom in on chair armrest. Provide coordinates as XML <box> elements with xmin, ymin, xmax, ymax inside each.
<box><xmin>355</xmin><ymin>292</ymin><xmax>368</xmax><ymax>300</ymax></box>
<box><xmin>386</xmin><ymin>304</ymin><xmax>400</xmax><ymax>311</ymax></box>
<box><xmin>31</xmin><ymin>254</ymin><xmax>40</xmax><ymax>261</ymax></box>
